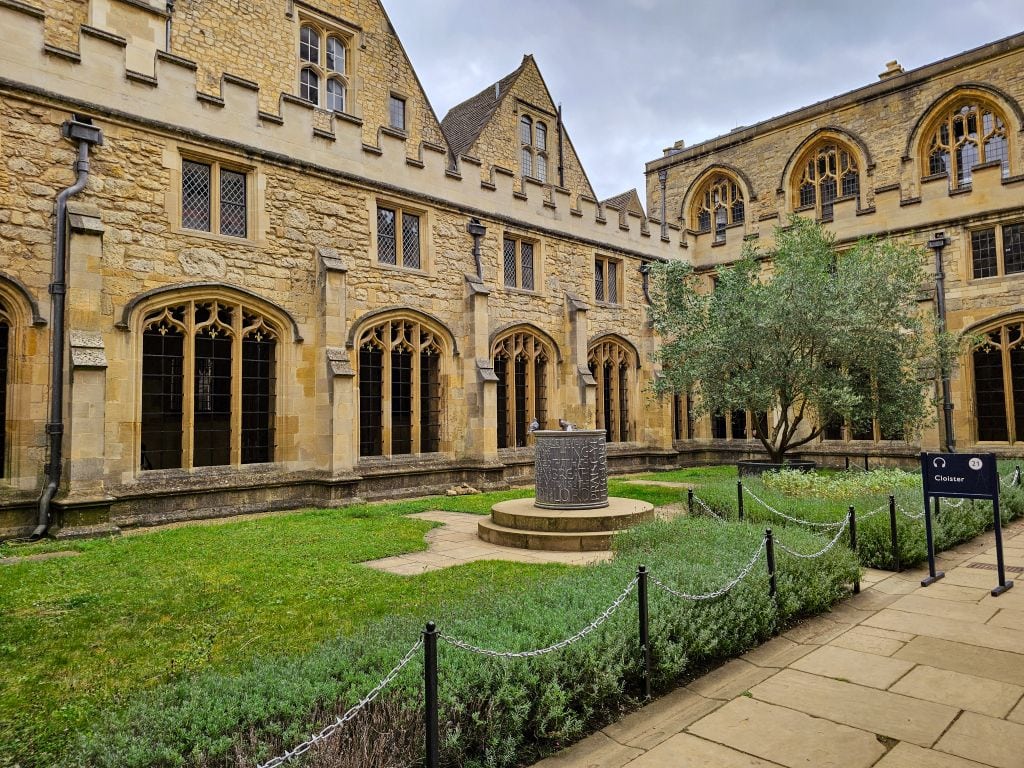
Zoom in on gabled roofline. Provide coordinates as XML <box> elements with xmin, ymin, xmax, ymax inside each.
<box><xmin>646</xmin><ymin>30</ymin><xmax>1024</xmax><ymax>174</ymax></box>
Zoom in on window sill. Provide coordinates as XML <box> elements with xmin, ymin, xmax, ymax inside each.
<box><xmin>497</xmin><ymin>285</ymin><xmax>542</xmax><ymax>297</ymax></box>
<box><xmin>593</xmin><ymin>300</ymin><xmax>623</xmax><ymax>309</ymax></box>
<box><xmin>175</xmin><ymin>226</ymin><xmax>258</xmax><ymax>247</ymax></box>
<box><xmin>374</xmin><ymin>260</ymin><xmax>429</xmax><ymax>277</ymax></box>
<box><xmin>136</xmin><ymin>462</ymin><xmax>281</xmax><ymax>481</ymax></box>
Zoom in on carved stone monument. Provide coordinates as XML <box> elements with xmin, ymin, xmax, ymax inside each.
<box><xmin>533</xmin><ymin>430</ymin><xmax>609</xmax><ymax>509</ymax></box>
<box><xmin>478</xmin><ymin>427</ymin><xmax>653</xmax><ymax>551</ymax></box>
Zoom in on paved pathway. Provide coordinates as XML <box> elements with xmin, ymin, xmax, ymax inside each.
<box><xmin>531</xmin><ymin>518</ymin><xmax>1024</xmax><ymax>768</ymax></box>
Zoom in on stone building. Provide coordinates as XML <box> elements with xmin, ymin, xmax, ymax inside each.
<box><xmin>0</xmin><ymin>0</ymin><xmax>679</xmax><ymax>538</ymax></box>
<box><xmin>646</xmin><ymin>34</ymin><xmax>1024</xmax><ymax>464</ymax></box>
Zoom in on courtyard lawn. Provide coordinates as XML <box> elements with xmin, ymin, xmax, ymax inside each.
<box><xmin>0</xmin><ymin>482</ymin><xmax>680</xmax><ymax>767</ymax></box>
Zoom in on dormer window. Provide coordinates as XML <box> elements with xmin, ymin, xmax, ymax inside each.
<box><xmin>298</xmin><ymin>21</ymin><xmax>350</xmax><ymax>114</ymax></box>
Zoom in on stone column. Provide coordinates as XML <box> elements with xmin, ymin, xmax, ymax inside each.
<box><xmin>317</xmin><ymin>247</ymin><xmax>357</xmax><ymax>474</ymax></box>
<box><xmin>465</xmin><ymin>273</ymin><xmax>499</xmax><ymax>462</ymax></box>
<box><xmin>566</xmin><ymin>291</ymin><xmax>595</xmax><ymax>428</ymax></box>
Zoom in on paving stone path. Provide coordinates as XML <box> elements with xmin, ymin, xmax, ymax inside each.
<box><xmin>531</xmin><ymin>518</ymin><xmax>1024</xmax><ymax>768</ymax></box>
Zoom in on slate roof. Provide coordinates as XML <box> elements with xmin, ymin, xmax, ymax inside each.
<box><xmin>601</xmin><ymin>188</ymin><xmax>645</xmax><ymax>217</ymax></box>
<box><xmin>440</xmin><ymin>58</ymin><xmax>528</xmax><ymax>159</ymax></box>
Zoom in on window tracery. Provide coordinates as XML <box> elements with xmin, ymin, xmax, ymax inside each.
<box><xmin>492</xmin><ymin>330</ymin><xmax>552</xmax><ymax>449</ymax></box>
<box><xmin>795</xmin><ymin>142</ymin><xmax>859</xmax><ymax>220</ymax></box>
<box><xmin>925</xmin><ymin>101</ymin><xmax>1010</xmax><ymax>188</ymax></box>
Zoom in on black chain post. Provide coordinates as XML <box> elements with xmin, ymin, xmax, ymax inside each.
<box><xmin>423</xmin><ymin>622</ymin><xmax>439</xmax><ymax>768</ymax></box>
<box><xmin>637</xmin><ymin>565</ymin><xmax>651</xmax><ymax>700</ymax></box>
<box><xmin>687</xmin><ymin>488</ymin><xmax>694</xmax><ymax>516</ymax></box>
<box><xmin>765</xmin><ymin>529</ymin><xmax>777</xmax><ymax>598</ymax></box>
<box><xmin>849</xmin><ymin>505</ymin><xmax>859</xmax><ymax>594</ymax></box>
<box><xmin>737</xmin><ymin>480</ymin><xmax>744</xmax><ymax>521</ymax></box>
<box><xmin>888</xmin><ymin>495</ymin><xmax>900</xmax><ymax>572</ymax></box>
<box><xmin>1015</xmin><ymin>465</ymin><xmax>1021</xmax><ymax>487</ymax></box>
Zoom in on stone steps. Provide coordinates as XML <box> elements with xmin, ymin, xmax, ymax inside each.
<box><xmin>479</xmin><ymin>496</ymin><xmax>655</xmax><ymax>552</ymax></box>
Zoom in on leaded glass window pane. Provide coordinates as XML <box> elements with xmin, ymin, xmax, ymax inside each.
<box><xmin>820</xmin><ymin>176</ymin><xmax>837</xmax><ymax>220</ymax></box>
<box><xmin>193</xmin><ymin>329</ymin><xmax>232</xmax><ymax>467</ymax></box>
<box><xmin>535</xmin><ymin>122</ymin><xmax>546</xmax><ymax>151</ymax></box>
<box><xmin>972</xmin><ymin>228</ymin><xmax>998</xmax><ymax>279</ymax></box>
<box><xmin>420</xmin><ymin>351</ymin><xmax>440</xmax><ymax>453</ymax></box>
<box><xmin>300</xmin><ymin>25</ymin><xmax>319</xmax><ymax>64</ymax></box>
<box><xmin>141</xmin><ymin>325</ymin><xmax>183</xmax><ymax>470</ymax></box>
<box><xmin>732</xmin><ymin>199</ymin><xmax>744</xmax><ymax>224</ymax></box>
<box><xmin>326</xmin><ymin>78</ymin><xmax>345</xmax><ymax>112</ymax></box>
<box><xmin>536</xmin><ymin>155</ymin><xmax>547</xmax><ymax>183</ymax></box>
<box><xmin>300</xmin><ymin>67</ymin><xmax>319</xmax><ymax>105</ymax></box>
<box><xmin>521</xmin><ymin>147</ymin><xmax>532</xmax><ymax>178</ymax></box>
<box><xmin>799</xmin><ymin>182</ymin><xmax>815</xmax><ymax>208</ymax></box>
<box><xmin>697</xmin><ymin>210</ymin><xmax>711</xmax><ymax>233</ymax></box>
<box><xmin>182</xmin><ymin>160</ymin><xmax>211</xmax><ymax>231</ymax></box>
<box><xmin>241</xmin><ymin>333</ymin><xmax>275</xmax><ymax>464</ymax></box>
<box><xmin>326</xmin><ymin>36</ymin><xmax>344</xmax><ymax>73</ymax></box>
<box><xmin>595</xmin><ymin>259</ymin><xmax>605</xmax><ymax>302</ymax></box>
<box><xmin>391</xmin><ymin>348</ymin><xmax>413</xmax><ymax>455</ymax></box>
<box><xmin>389</xmin><ymin>95</ymin><xmax>405</xmax><ymax>130</ymax></box>
<box><xmin>401</xmin><ymin>213</ymin><xmax>420</xmax><ymax>269</ymax></box>
<box><xmin>377</xmin><ymin>207</ymin><xmax>397</xmax><ymax>264</ymax></box>
<box><xmin>495</xmin><ymin>356</ymin><xmax>508</xmax><ymax>449</ymax></box>
<box><xmin>520</xmin><ymin>241</ymin><xmax>534</xmax><ymax>290</ymax></box>
<box><xmin>929</xmin><ymin>150</ymin><xmax>948</xmax><ymax>176</ymax></box>
<box><xmin>220</xmin><ymin>169</ymin><xmax>247</xmax><ymax>238</ymax></box>
<box><xmin>503</xmin><ymin>238</ymin><xmax>517</xmax><ymax>287</ymax></box>
<box><xmin>975</xmin><ymin>342</ymin><xmax>1008</xmax><ymax>441</ymax></box>
<box><xmin>359</xmin><ymin>347</ymin><xmax>383</xmax><ymax>456</ymax></box>
<box><xmin>513</xmin><ymin>357</ymin><xmax>528</xmax><ymax>448</ymax></box>
<box><xmin>957</xmin><ymin>141</ymin><xmax>979</xmax><ymax>186</ymax></box>
<box><xmin>1004</xmin><ymin>224</ymin><xmax>1024</xmax><ymax>275</ymax></box>
<box><xmin>608</xmin><ymin>260</ymin><xmax>618</xmax><ymax>304</ymax></box>
<box><xmin>841</xmin><ymin>171</ymin><xmax>859</xmax><ymax>198</ymax></box>
<box><xmin>0</xmin><ymin>319</ymin><xmax>6</xmax><ymax>476</ymax></box>
<box><xmin>519</xmin><ymin>115</ymin><xmax>532</xmax><ymax>145</ymax></box>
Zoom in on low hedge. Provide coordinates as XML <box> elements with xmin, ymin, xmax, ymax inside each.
<box><xmin>692</xmin><ymin>462</ymin><xmax>1024</xmax><ymax>570</ymax></box>
<box><xmin>72</xmin><ymin>517</ymin><xmax>858</xmax><ymax>768</ymax></box>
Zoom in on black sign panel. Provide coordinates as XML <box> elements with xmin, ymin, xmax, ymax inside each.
<box><xmin>920</xmin><ymin>452</ymin><xmax>999</xmax><ymax>499</ymax></box>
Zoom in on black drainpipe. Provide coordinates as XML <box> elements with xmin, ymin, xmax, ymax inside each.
<box><xmin>556</xmin><ymin>104</ymin><xmax>565</xmax><ymax>188</ymax></box>
<box><xmin>33</xmin><ymin>116</ymin><xmax>104</xmax><ymax>539</ymax></box>
<box><xmin>658</xmin><ymin>169</ymin><xmax>668</xmax><ymax>240</ymax></box>
<box><xmin>165</xmin><ymin>1</ymin><xmax>175</xmax><ymax>52</ymax></box>
<box><xmin>927</xmin><ymin>231</ymin><xmax>954</xmax><ymax>453</ymax></box>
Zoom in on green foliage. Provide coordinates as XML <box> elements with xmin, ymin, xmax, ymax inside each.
<box><xmin>71</xmin><ymin>517</ymin><xmax>857</xmax><ymax>768</ymax></box>
<box><xmin>763</xmin><ymin>468</ymin><xmax>919</xmax><ymax>499</ymax></box>
<box><xmin>647</xmin><ymin>216</ymin><xmax>952</xmax><ymax>461</ymax></box>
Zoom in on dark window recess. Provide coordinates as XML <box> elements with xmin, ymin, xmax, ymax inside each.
<box><xmin>697</xmin><ymin>210</ymin><xmax>711</xmax><ymax>233</ymax></box>
<box><xmin>974</xmin><ymin>344</ymin><xmax>1008</xmax><ymax>441</ymax></box>
<box><xmin>420</xmin><ymin>351</ymin><xmax>440</xmax><ymax>453</ymax></box>
<box><xmin>1004</xmin><ymin>224</ymin><xmax>1024</xmax><ymax>275</ymax></box>
<box><xmin>672</xmin><ymin>394</ymin><xmax>684</xmax><ymax>441</ymax></box>
<box><xmin>192</xmin><ymin>328</ymin><xmax>232</xmax><ymax>467</ymax></box>
<box><xmin>929</xmin><ymin>150</ymin><xmax>949</xmax><ymax>177</ymax></box>
<box><xmin>220</xmin><ymin>169</ymin><xmax>247</xmax><ymax>237</ymax></box>
<box><xmin>401</xmin><ymin>214</ymin><xmax>420</xmax><ymax>269</ymax></box>
<box><xmin>390</xmin><ymin>348</ymin><xmax>413</xmax><ymax>455</ymax></box>
<box><xmin>520</xmin><ymin>241</ymin><xmax>534</xmax><ymax>290</ymax></box>
<box><xmin>503</xmin><ymin>238</ymin><xmax>517</xmax><ymax>287</ymax></box>
<box><xmin>732</xmin><ymin>200</ymin><xmax>745</xmax><ymax>224</ymax></box>
<box><xmin>1012</xmin><ymin>345</ymin><xmax>1024</xmax><ymax>442</ymax></box>
<box><xmin>513</xmin><ymin>357</ymin><xmax>528</xmax><ymax>448</ymax></box>
<box><xmin>534</xmin><ymin>358</ymin><xmax>547</xmax><ymax>431</ymax></box>
<box><xmin>377</xmin><ymin>207</ymin><xmax>397</xmax><ymax>265</ymax></box>
<box><xmin>714</xmin><ymin>207</ymin><xmax>727</xmax><ymax>243</ymax></box>
<box><xmin>595</xmin><ymin>260</ymin><xmax>605</xmax><ymax>301</ymax></box>
<box><xmin>495</xmin><ymin>356</ymin><xmax>509</xmax><ymax>449</ymax></box>
<box><xmin>601</xmin><ymin>362</ymin><xmax>613</xmax><ymax>443</ymax></box>
<box><xmin>241</xmin><ymin>332</ymin><xmax>275</xmax><ymax>464</ymax></box>
<box><xmin>823</xmin><ymin>416</ymin><xmax>843</xmax><ymax>441</ymax></box>
<box><xmin>140</xmin><ymin>325</ymin><xmax>184</xmax><ymax>470</ymax></box>
<box><xmin>731</xmin><ymin>410</ymin><xmax>747</xmax><ymax>439</ymax></box>
<box><xmin>182</xmin><ymin>160</ymin><xmax>212</xmax><ymax>231</ymax></box>
<box><xmin>972</xmin><ymin>228</ymin><xmax>998</xmax><ymax>279</ymax></box>
<box><xmin>841</xmin><ymin>171</ymin><xmax>859</xmax><ymax>199</ymax></box>
<box><xmin>799</xmin><ymin>182</ymin><xmax>815</xmax><ymax>208</ymax></box>
<box><xmin>712</xmin><ymin>411</ymin><xmax>727</xmax><ymax>439</ymax></box>
<box><xmin>608</xmin><ymin>261</ymin><xmax>618</xmax><ymax>303</ymax></box>
<box><xmin>618</xmin><ymin>364</ymin><xmax>630</xmax><ymax>441</ymax></box>
<box><xmin>0</xmin><ymin>321</ymin><xmax>6</xmax><ymax>476</ymax></box>
<box><xmin>389</xmin><ymin>96</ymin><xmax>406</xmax><ymax>130</ymax></box>
<box><xmin>359</xmin><ymin>346</ymin><xmax>384</xmax><ymax>456</ymax></box>
<box><xmin>754</xmin><ymin>411</ymin><xmax>768</xmax><ymax>439</ymax></box>
<box><xmin>820</xmin><ymin>177</ymin><xmax>837</xmax><ymax>220</ymax></box>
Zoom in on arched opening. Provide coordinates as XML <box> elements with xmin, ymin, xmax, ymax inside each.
<box><xmin>588</xmin><ymin>337</ymin><xmax>637</xmax><ymax>443</ymax></box>
<box><xmin>492</xmin><ymin>329</ymin><xmax>554</xmax><ymax>449</ymax></box>
<box><xmin>972</xmin><ymin>319</ymin><xmax>1024</xmax><ymax>443</ymax></box>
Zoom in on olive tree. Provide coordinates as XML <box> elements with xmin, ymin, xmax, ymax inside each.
<box><xmin>648</xmin><ymin>216</ymin><xmax>948</xmax><ymax>463</ymax></box>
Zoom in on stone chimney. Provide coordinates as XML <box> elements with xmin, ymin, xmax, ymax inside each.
<box><xmin>662</xmin><ymin>139</ymin><xmax>685</xmax><ymax>157</ymax></box>
<box><xmin>879</xmin><ymin>60</ymin><xmax>904</xmax><ymax>80</ymax></box>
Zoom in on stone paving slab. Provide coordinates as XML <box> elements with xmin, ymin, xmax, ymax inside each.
<box><xmin>874</xmin><ymin>742</ymin><xmax>991</xmax><ymax>768</ymax></box>
<box><xmin>625</xmin><ymin>732</ymin><xmax>785</xmax><ymax>767</ymax></box>
<box><xmin>684</xmin><ymin>659</ymin><xmax>775</xmax><ymax>701</ymax></box>
<box><xmin>864</xmin><ymin>607</ymin><xmax>1024</xmax><ymax>654</ymax></box>
<box><xmin>749</xmin><ymin>668</ymin><xmax>959</xmax><ymax>746</ymax></box>
<box><xmin>934</xmin><ymin>711</ymin><xmax>1024</xmax><ymax>768</ymax></box>
<box><xmin>830</xmin><ymin>625</ymin><xmax>907</xmax><ymax>657</ymax></box>
<box><xmin>789</xmin><ymin>644</ymin><xmax>914</xmax><ymax>689</ymax></box>
<box><xmin>530</xmin><ymin>731</ymin><xmax>642</xmax><ymax>768</ymax></box>
<box><xmin>887</xmin><ymin>593</ymin><xmax>999</xmax><ymax>624</ymax></box>
<box><xmin>989</xmin><ymin>607</ymin><xmax>1024</xmax><ymax>631</ymax></box>
<box><xmin>1009</xmin><ymin>698</ymin><xmax>1024</xmax><ymax>724</ymax></box>
<box><xmin>739</xmin><ymin>636</ymin><xmax>815</xmax><ymax>669</ymax></box>
<box><xmin>894</xmin><ymin>635</ymin><xmax>1024</xmax><ymax>687</ymax></box>
<box><xmin>601</xmin><ymin>688</ymin><xmax>721</xmax><ymax>751</ymax></box>
<box><xmin>888</xmin><ymin>664</ymin><xmax>1023</xmax><ymax>718</ymax></box>
<box><xmin>687</xmin><ymin>696</ymin><xmax>886</xmax><ymax>768</ymax></box>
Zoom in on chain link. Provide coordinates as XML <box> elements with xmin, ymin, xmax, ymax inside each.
<box><xmin>742</xmin><ymin>487</ymin><xmax>846</xmax><ymax>529</ymax></box>
<box><xmin>257</xmin><ymin>638</ymin><xmax>423</xmax><ymax>768</ymax></box>
<box><xmin>650</xmin><ymin>537</ymin><xmax>766</xmax><ymax>601</ymax></box>
<box><xmin>690</xmin><ymin>493</ymin><xmax>725</xmax><ymax>521</ymax></box>
<box><xmin>1000</xmin><ymin>468</ymin><xmax>1021</xmax><ymax>488</ymax></box>
<box><xmin>439</xmin><ymin>577</ymin><xmax>638</xmax><ymax>659</ymax></box>
<box><xmin>774</xmin><ymin>515</ymin><xmax>852</xmax><ymax>559</ymax></box>
<box><xmin>894</xmin><ymin>500</ymin><xmax>926</xmax><ymax>520</ymax></box>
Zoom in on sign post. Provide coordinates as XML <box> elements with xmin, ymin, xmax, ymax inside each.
<box><xmin>920</xmin><ymin>452</ymin><xmax>1012</xmax><ymax>596</ymax></box>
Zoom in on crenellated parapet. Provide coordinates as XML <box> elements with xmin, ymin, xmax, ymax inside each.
<box><xmin>0</xmin><ymin>0</ymin><xmax>681</xmax><ymax>261</ymax></box>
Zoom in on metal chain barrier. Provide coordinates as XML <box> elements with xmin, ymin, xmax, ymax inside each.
<box><xmin>894</xmin><ymin>500</ymin><xmax>926</xmax><ymax>520</ymax></box>
<box><xmin>1000</xmin><ymin>467</ymin><xmax>1021</xmax><ymax>488</ymax></box>
<box><xmin>258</xmin><ymin>637</ymin><xmax>424</xmax><ymax>768</ymax></box>
<box><xmin>774</xmin><ymin>514</ymin><xmax>852</xmax><ymax>560</ymax></box>
<box><xmin>438</xmin><ymin>577</ymin><xmax>638</xmax><ymax>659</ymax></box>
<box><xmin>691</xmin><ymin>493</ymin><xmax>725</xmax><ymax>521</ymax></box>
<box><xmin>743</xmin><ymin>486</ymin><xmax>847</xmax><ymax>529</ymax></box>
<box><xmin>650</xmin><ymin>537</ymin><xmax>766</xmax><ymax>601</ymax></box>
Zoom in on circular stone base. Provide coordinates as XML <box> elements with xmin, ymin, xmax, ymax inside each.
<box><xmin>478</xmin><ymin>496</ymin><xmax>654</xmax><ymax>551</ymax></box>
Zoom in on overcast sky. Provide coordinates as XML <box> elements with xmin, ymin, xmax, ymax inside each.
<box><xmin>385</xmin><ymin>1</ymin><xmax>1024</xmax><ymax>205</ymax></box>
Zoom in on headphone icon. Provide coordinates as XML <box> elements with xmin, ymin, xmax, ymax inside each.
<box><xmin>932</xmin><ymin>457</ymin><xmax>947</xmax><ymax>468</ymax></box>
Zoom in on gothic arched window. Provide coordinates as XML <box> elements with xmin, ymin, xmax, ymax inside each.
<box><xmin>693</xmin><ymin>174</ymin><xmax>745</xmax><ymax>243</ymax></box>
<box><xmin>299</xmin><ymin>23</ymin><xmax>349</xmax><ymax>113</ymax></box>
<box><xmin>588</xmin><ymin>338</ymin><xmax>635</xmax><ymax>443</ymax></box>
<box><xmin>140</xmin><ymin>299</ymin><xmax>277</xmax><ymax>470</ymax></box>
<box><xmin>358</xmin><ymin>318</ymin><xmax>443</xmax><ymax>457</ymax></box>
<box><xmin>492</xmin><ymin>330</ymin><xmax>553</xmax><ymax>449</ymax></box>
<box><xmin>925</xmin><ymin>101</ymin><xmax>1010</xmax><ymax>188</ymax></box>
<box><xmin>972</xmin><ymin>321</ymin><xmax>1024</xmax><ymax>443</ymax></box>
<box><xmin>794</xmin><ymin>142</ymin><xmax>860</xmax><ymax>220</ymax></box>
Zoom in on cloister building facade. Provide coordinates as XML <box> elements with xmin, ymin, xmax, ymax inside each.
<box><xmin>0</xmin><ymin>0</ymin><xmax>1021</xmax><ymax>537</ymax></box>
